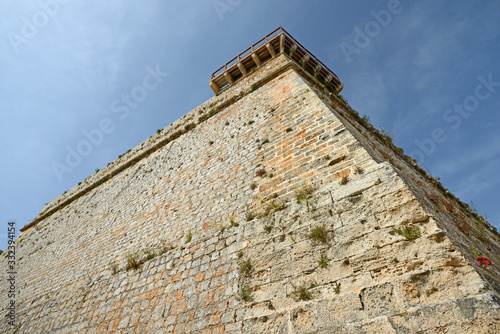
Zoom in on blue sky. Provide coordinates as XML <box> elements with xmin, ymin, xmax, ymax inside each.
<box><xmin>1</xmin><ymin>0</ymin><xmax>499</xmax><ymax>251</ymax></box>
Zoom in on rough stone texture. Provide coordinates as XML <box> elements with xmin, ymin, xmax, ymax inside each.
<box><xmin>1</xmin><ymin>54</ymin><xmax>499</xmax><ymax>333</ymax></box>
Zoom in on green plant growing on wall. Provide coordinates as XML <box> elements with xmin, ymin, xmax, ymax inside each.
<box><xmin>337</xmin><ymin>94</ymin><xmax>348</xmax><ymax>105</ymax></box>
<box><xmin>263</xmin><ymin>199</ymin><xmax>287</xmax><ymax>217</ymax></box>
<box><xmin>354</xmin><ymin>166</ymin><xmax>364</xmax><ymax>174</ymax></box>
<box><xmin>285</xmin><ymin>127</ymin><xmax>293</xmax><ymax>133</ymax></box>
<box><xmin>125</xmin><ymin>253</ymin><xmax>141</xmax><ymax>270</ymax></box>
<box><xmin>308</xmin><ymin>225</ymin><xmax>330</xmax><ymax>244</ymax></box>
<box><xmin>290</xmin><ymin>281</ymin><xmax>317</xmax><ymax>301</ymax></box>
<box><xmin>229</xmin><ymin>218</ymin><xmax>239</xmax><ymax>228</ymax></box>
<box><xmin>472</xmin><ymin>245</ymin><xmax>491</xmax><ymax>267</ymax></box>
<box><xmin>264</xmin><ymin>225</ymin><xmax>272</xmax><ymax>233</ymax></box>
<box><xmin>476</xmin><ymin>228</ymin><xmax>489</xmax><ymax>244</ymax></box>
<box><xmin>339</xmin><ymin>176</ymin><xmax>349</xmax><ymax>185</ymax></box>
<box><xmin>185</xmin><ymin>231</ymin><xmax>192</xmax><ymax>243</ymax></box>
<box><xmin>379</xmin><ymin>129</ymin><xmax>393</xmax><ymax>142</ymax></box>
<box><xmin>143</xmin><ymin>249</ymin><xmax>157</xmax><ymax>262</ymax></box>
<box><xmin>246</xmin><ymin>210</ymin><xmax>257</xmax><ymax>221</ymax></box>
<box><xmin>122</xmin><ymin>248</ymin><xmax>160</xmax><ymax>269</ymax></box>
<box><xmin>295</xmin><ymin>185</ymin><xmax>315</xmax><ymax>202</ymax></box>
<box><xmin>158</xmin><ymin>240</ymin><xmax>175</xmax><ymax>255</ymax></box>
<box><xmin>255</xmin><ymin>168</ymin><xmax>267</xmax><ymax>177</ymax></box>
<box><xmin>318</xmin><ymin>255</ymin><xmax>330</xmax><ymax>268</ymax></box>
<box><xmin>109</xmin><ymin>261</ymin><xmax>120</xmax><ymax>275</ymax></box>
<box><xmin>184</xmin><ymin>123</ymin><xmax>196</xmax><ymax>132</ymax></box>
<box><xmin>333</xmin><ymin>282</ymin><xmax>341</xmax><ymax>294</ymax></box>
<box><xmin>443</xmin><ymin>201</ymin><xmax>456</xmax><ymax>214</ymax></box>
<box><xmin>393</xmin><ymin>224</ymin><xmax>421</xmax><ymax>240</ymax></box>
<box><xmin>471</xmin><ymin>246</ymin><xmax>482</xmax><ymax>258</ymax></box>
<box><xmin>294</xmin><ymin>184</ymin><xmax>316</xmax><ymax>211</ymax></box>
<box><xmin>238</xmin><ymin>259</ymin><xmax>253</xmax><ymax>278</ymax></box>
<box><xmin>238</xmin><ymin>285</ymin><xmax>254</xmax><ymax>302</ymax></box>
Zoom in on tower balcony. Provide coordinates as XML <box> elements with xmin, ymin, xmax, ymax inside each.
<box><xmin>209</xmin><ymin>26</ymin><xmax>343</xmax><ymax>95</ymax></box>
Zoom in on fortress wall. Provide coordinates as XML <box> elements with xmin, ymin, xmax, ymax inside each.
<box><xmin>26</xmin><ymin>54</ymin><xmax>292</xmax><ymax>233</ymax></box>
<box><xmin>2</xmin><ymin>54</ymin><xmax>499</xmax><ymax>333</ymax></box>
<box><xmin>310</xmin><ymin>82</ymin><xmax>500</xmax><ymax>293</ymax></box>
<box><xmin>1</xmin><ymin>57</ymin><xmax>378</xmax><ymax>333</ymax></box>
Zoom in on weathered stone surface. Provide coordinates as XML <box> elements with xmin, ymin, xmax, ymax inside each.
<box><xmin>1</xmin><ymin>48</ymin><xmax>499</xmax><ymax>334</ymax></box>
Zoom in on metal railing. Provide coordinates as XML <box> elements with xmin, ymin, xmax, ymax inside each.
<box><xmin>211</xmin><ymin>27</ymin><xmax>284</xmax><ymax>79</ymax></box>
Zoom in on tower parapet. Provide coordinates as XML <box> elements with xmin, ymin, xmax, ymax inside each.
<box><xmin>209</xmin><ymin>26</ymin><xmax>343</xmax><ymax>95</ymax></box>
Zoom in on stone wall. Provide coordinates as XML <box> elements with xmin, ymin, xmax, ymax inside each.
<box><xmin>1</xmin><ymin>54</ymin><xmax>499</xmax><ymax>333</ymax></box>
